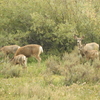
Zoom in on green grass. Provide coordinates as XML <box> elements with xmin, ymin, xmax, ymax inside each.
<box><xmin>0</xmin><ymin>77</ymin><xmax>100</xmax><ymax>100</ymax></box>
<box><xmin>0</xmin><ymin>50</ymin><xmax>100</xmax><ymax>100</ymax></box>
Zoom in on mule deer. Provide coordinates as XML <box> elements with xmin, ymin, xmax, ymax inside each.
<box><xmin>14</xmin><ymin>44</ymin><xmax>43</xmax><ymax>62</ymax></box>
<box><xmin>0</xmin><ymin>45</ymin><xmax>20</xmax><ymax>59</ymax></box>
<box><xmin>12</xmin><ymin>54</ymin><xmax>27</xmax><ymax>68</ymax></box>
<box><xmin>74</xmin><ymin>35</ymin><xmax>99</xmax><ymax>56</ymax></box>
<box><xmin>79</xmin><ymin>45</ymin><xmax>99</xmax><ymax>65</ymax></box>
<box><xmin>74</xmin><ymin>35</ymin><xmax>99</xmax><ymax>64</ymax></box>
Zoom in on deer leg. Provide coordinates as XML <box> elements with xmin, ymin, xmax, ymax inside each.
<box><xmin>33</xmin><ymin>54</ymin><xmax>41</xmax><ymax>62</ymax></box>
<box><xmin>36</xmin><ymin>56</ymin><xmax>41</xmax><ymax>62</ymax></box>
<box><xmin>4</xmin><ymin>53</ymin><xmax>7</xmax><ymax>62</ymax></box>
<box><xmin>25</xmin><ymin>58</ymin><xmax>27</xmax><ymax>67</ymax></box>
<box><xmin>22</xmin><ymin>59</ymin><xmax>27</xmax><ymax>68</ymax></box>
<box><xmin>90</xmin><ymin>59</ymin><xmax>93</xmax><ymax>66</ymax></box>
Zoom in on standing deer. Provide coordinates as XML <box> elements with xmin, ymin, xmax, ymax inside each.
<box><xmin>0</xmin><ymin>45</ymin><xmax>20</xmax><ymax>59</ymax></box>
<box><xmin>74</xmin><ymin>35</ymin><xmax>99</xmax><ymax>55</ymax></box>
<box><xmin>79</xmin><ymin>45</ymin><xmax>99</xmax><ymax>65</ymax></box>
<box><xmin>14</xmin><ymin>44</ymin><xmax>43</xmax><ymax>62</ymax></box>
<box><xmin>74</xmin><ymin>35</ymin><xmax>99</xmax><ymax>63</ymax></box>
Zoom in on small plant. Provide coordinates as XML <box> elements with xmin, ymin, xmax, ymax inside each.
<box><xmin>46</xmin><ymin>55</ymin><xmax>62</xmax><ymax>75</ymax></box>
<box><xmin>1</xmin><ymin>64</ymin><xmax>23</xmax><ymax>78</ymax></box>
<box><xmin>64</xmin><ymin>64</ymin><xmax>88</xmax><ymax>86</ymax></box>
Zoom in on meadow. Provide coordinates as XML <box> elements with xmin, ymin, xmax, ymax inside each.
<box><xmin>0</xmin><ymin>47</ymin><xmax>100</xmax><ymax>100</ymax></box>
<box><xmin>0</xmin><ymin>0</ymin><xmax>100</xmax><ymax>99</ymax></box>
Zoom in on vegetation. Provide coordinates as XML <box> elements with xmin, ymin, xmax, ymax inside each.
<box><xmin>0</xmin><ymin>0</ymin><xmax>100</xmax><ymax>99</ymax></box>
<box><xmin>0</xmin><ymin>49</ymin><xmax>100</xmax><ymax>100</ymax></box>
<box><xmin>0</xmin><ymin>0</ymin><xmax>100</xmax><ymax>53</ymax></box>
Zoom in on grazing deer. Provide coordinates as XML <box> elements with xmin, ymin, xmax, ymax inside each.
<box><xmin>12</xmin><ymin>54</ymin><xmax>27</xmax><ymax>68</ymax></box>
<box><xmin>14</xmin><ymin>44</ymin><xmax>43</xmax><ymax>62</ymax></box>
<box><xmin>0</xmin><ymin>45</ymin><xmax>20</xmax><ymax>59</ymax></box>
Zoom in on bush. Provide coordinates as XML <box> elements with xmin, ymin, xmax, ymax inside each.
<box><xmin>46</xmin><ymin>55</ymin><xmax>62</xmax><ymax>75</ymax></box>
<box><xmin>1</xmin><ymin>0</ymin><xmax>100</xmax><ymax>53</ymax></box>
<box><xmin>64</xmin><ymin>60</ymin><xmax>100</xmax><ymax>86</ymax></box>
<box><xmin>1</xmin><ymin>64</ymin><xmax>23</xmax><ymax>78</ymax></box>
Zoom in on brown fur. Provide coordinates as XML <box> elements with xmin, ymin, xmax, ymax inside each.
<box><xmin>74</xmin><ymin>35</ymin><xmax>99</xmax><ymax>57</ymax></box>
<box><xmin>12</xmin><ymin>54</ymin><xmax>27</xmax><ymax>67</ymax></box>
<box><xmin>0</xmin><ymin>45</ymin><xmax>20</xmax><ymax>55</ymax></box>
<box><xmin>14</xmin><ymin>44</ymin><xmax>43</xmax><ymax>62</ymax></box>
<box><xmin>74</xmin><ymin>35</ymin><xmax>99</xmax><ymax>51</ymax></box>
<box><xmin>74</xmin><ymin>35</ymin><xmax>99</xmax><ymax>64</ymax></box>
<box><xmin>79</xmin><ymin>44</ymin><xmax>99</xmax><ymax>60</ymax></box>
<box><xmin>84</xmin><ymin>50</ymin><xmax>99</xmax><ymax>60</ymax></box>
<box><xmin>79</xmin><ymin>45</ymin><xmax>99</xmax><ymax>64</ymax></box>
<box><xmin>83</xmin><ymin>43</ymin><xmax>99</xmax><ymax>51</ymax></box>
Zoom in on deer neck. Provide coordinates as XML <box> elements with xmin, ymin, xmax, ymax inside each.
<box><xmin>77</xmin><ymin>43</ymin><xmax>82</xmax><ymax>50</ymax></box>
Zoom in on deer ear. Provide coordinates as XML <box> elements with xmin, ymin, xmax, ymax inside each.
<box><xmin>73</xmin><ymin>35</ymin><xmax>77</xmax><ymax>39</ymax></box>
<box><xmin>81</xmin><ymin>36</ymin><xmax>84</xmax><ymax>39</ymax></box>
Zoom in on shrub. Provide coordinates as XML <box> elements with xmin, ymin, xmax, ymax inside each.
<box><xmin>1</xmin><ymin>64</ymin><xmax>23</xmax><ymax>78</ymax></box>
<box><xmin>64</xmin><ymin>62</ymin><xmax>100</xmax><ymax>86</ymax></box>
<box><xmin>46</xmin><ymin>55</ymin><xmax>62</xmax><ymax>75</ymax></box>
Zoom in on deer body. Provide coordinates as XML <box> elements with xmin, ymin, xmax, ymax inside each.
<box><xmin>83</xmin><ymin>43</ymin><xmax>99</xmax><ymax>51</ymax></box>
<box><xmin>85</xmin><ymin>50</ymin><xmax>99</xmax><ymax>60</ymax></box>
<box><xmin>74</xmin><ymin>35</ymin><xmax>99</xmax><ymax>64</ymax></box>
<box><xmin>14</xmin><ymin>44</ymin><xmax>43</xmax><ymax>62</ymax></box>
<box><xmin>74</xmin><ymin>35</ymin><xmax>99</xmax><ymax>56</ymax></box>
<box><xmin>0</xmin><ymin>45</ymin><xmax>20</xmax><ymax>59</ymax></box>
<box><xmin>79</xmin><ymin>45</ymin><xmax>99</xmax><ymax>65</ymax></box>
<box><xmin>12</xmin><ymin>54</ymin><xmax>27</xmax><ymax>67</ymax></box>
<box><xmin>79</xmin><ymin>45</ymin><xmax>99</xmax><ymax>60</ymax></box>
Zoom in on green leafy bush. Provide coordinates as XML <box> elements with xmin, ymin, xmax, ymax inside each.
<box><xmin>0</xmin><ymin>0</ymin><xmax>100</xmax><ymax>53</ymax></box>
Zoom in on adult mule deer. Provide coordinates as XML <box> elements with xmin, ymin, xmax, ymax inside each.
<box><xmin>79</xmin><ymin>45</ymin><xmax>99</xmax><ymax>65</ymax></box>
<box><xmin>14</xmin><ymin>44</ymin><xmax>43</xmax><ymax>62</ymax></box>
<box><xmin>74</xmin><ymin>35</ymin><xmax>99</xmax><ymax>55</ymax></box>
<box><xmin>74</xmin><ymin>35</ymin><xmax>99</xmax><ymax>63</ymax></box>
<box><xmin>0</xmin><ymin>45</ymin><xmax>20</xmax><ymax>59</ymax></box>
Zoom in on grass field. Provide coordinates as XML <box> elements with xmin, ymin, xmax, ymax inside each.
<box><xmin>0</xmin><ymin>49</ymin><xmax>100</xmax><ymax>100</ymax></box>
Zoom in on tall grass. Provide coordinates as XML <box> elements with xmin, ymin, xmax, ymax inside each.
<box><xmin>0</xmin><ymin>50</ymin><xmax>100</xmax><ymax>99</ymax></box>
